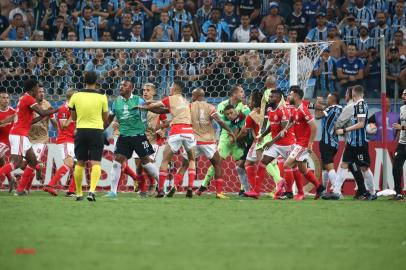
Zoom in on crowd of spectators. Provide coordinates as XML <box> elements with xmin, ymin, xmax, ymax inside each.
<box><xmin>0</xmin><ymin>0</ymin><xmax>405</xmax><ymax>99</ymax></box>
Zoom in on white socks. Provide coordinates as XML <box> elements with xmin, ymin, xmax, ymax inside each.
<box><xmin>110</xmin><ymin>161</ymin><xmax>122</xmax><ymax>194</ymax></box>
<box><xmin>236</xmin><ymin>167</ymin><xmax>250</xmax><ymax>192</ymax></box>
<box><xmin>328</xmin><ymin>169</ymin><xmax>337</xmax><ymax>188</ymax></box>
<box><xmin>142</xmin><ymin>162</ymin><xmax>159</xmax><ymax>181</ymax></box>
<box><xmin>362</xmin><ymin>169</ymin><xmax>375</xmax><ymax>195</ymax></box>
<box><xmin>333</xmin><ymin>168</ymin><xmax>347</xmax><ymax>195</ymax></box>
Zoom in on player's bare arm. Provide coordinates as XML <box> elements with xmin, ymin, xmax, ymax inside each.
<box><xmin>308</xmin><ymin>119</ymin><xmax>317</xmax><ymax>151</ymax></box>
<box><xmin>263</xmin><ymin>120</ymin><xmax>292</xmax><ymax>149</ymax></box>
<box><xmin>32</xmin><ymin>104</ymin><xmax>58</xmax><ymax>117</ymax></box>
<box><xmin>211</xmin><ymin>113</ymin><xmax>235</xmax><ymax>142</ymax></box>
<box><xmin>0</xmin><ymin>114</ymin><xmax>15</xmax><ymax>126</ymax></box>
<box><xmin>336</xmin><ymin>117</ymin><xmax>365</xmax><ymax>135</ymax></box>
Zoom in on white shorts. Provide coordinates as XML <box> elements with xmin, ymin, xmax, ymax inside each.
<box><xmin>246</xmin><ymin>142</ymin><xmax>257</xmax><ymax>162</ymax></box>
<box><xmin>168</xmin><ymin>133</ymin><xmax>196</xmax><ymax>153</ymax></box>
<box><xmin>263</xmin><ymin>144</ymin><xmax>293</xmax><ymax>160</ymax></box>
<box><xmin>288</xmin><ymin>144</ymin><xmax>310</xmax><ymax>162</ymax></box>
<box><xmin>32</xmin><ymin>143</ymin><xmax>47</xmax><ymax>160</ymax></box>
<box><xmin>0</xmin><ymin>142</ymin><xmax>9</xmax><ymax>158</ymax></box>
<box><xmin>182</xmin><ymin>143</ymin><xmax>217</xmax><ymax>160</ymax></box>
<box><xmin>57</xmin><ymin>143</ymin><xmax>75</xmax><ymax>160</ymax></box>
<box><xmin>9</xmin><ymin>134</ymin><xmax>32</xmax><ymax>157</ymax></box>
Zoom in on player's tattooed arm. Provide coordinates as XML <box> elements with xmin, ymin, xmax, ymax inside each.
<box><xmin>0</xmin><ymin>114</ymin><xmax>15</xmax><ymax>126</ymax></box>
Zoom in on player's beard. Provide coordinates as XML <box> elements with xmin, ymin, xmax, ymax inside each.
<box><xmin>269</xmin><ymin>101</ymin><xmax>277</xmax><ymax>110</ymax></box>
<box><xmin>289</xmin><ymin>99</ymin><xmax>295</xmax><ymax>105</ymax></box>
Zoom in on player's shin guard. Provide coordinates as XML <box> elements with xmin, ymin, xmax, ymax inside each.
<box><xmin>89</xmin><ymin>164</ymin><xmax>101</xmax><ymax>193</ymax></box>
<box><xmin>48</xmin><ymin>164</ymin><xmax>70</xmax><ymax>187</ymax></box>
<box><xmin>266</xmin><ymin>163</ymin><xmax>281</xmax><ymax>183</ymax></box>
<box><xmin>123</xmin><ymin>163</ymin><xmax>137</xmax><ymax>180</ymax></box>
<box><xmin>17</xmin><ymin>165</ymin><xmax>35</xmax><ymax>193</ymax></box>
<box><xmin>293</xmin><ymin>167</ymin><xmax>304</xmax><ymax>195</ymax></box>
<box><xmin>158</xmin><ymin>170</ymin><xmax>167</xmax><ymax>192</ymax></box>
<box><xmin>174</xmin><ymin>173</ymin><xmax>184</xmax><ymax>188</ymax></box>
<box><xmin>328</xmin><ymin>169</ymin><xmax>337</xmax><ymax>189</ymax></box>
<box><xmin>303</xmin><ymin>170</ymin><xmax>320</xmax><ymax>188</ymax></box>
<box><xmin>202</xmin><ymin>165</ymin><xmax>215</xmax><ymax>187</ymax></box>
<box><xmin>236</xmin><ymin>167</ymin><xmax>249</xmax><ymax>192</ymax></box>
<box><xmin>284</xmin><ymin>169</ymin><xmax>294</xmax><ymax>193</ymax></box>
<box><xmin>110</xmin><ymin>161</ymin><xmax>122</xmax><ymax>194</ymax></box>
<box><xmin>362</xmin><ymin>169</ymin><xmax>375</xmax><ymax>195</ymax></box>
<box><xmin>277</xmin><ymin>158</ymin><xmax>284</xmax><ymax>177</ymax></box>
<box><xmin>245</xmin><ymin>165</ymin><xmax>257</xmax><ymax>188</ymax></box>
<box><xmin>214</xmin><ymin>178</ymin><xmax>224</xmax><ymax>194</ymax></box>
<box><xmin>254</xmin><ymin>163</ymin><xmax>267</xmax><ymax>193</ymax></box>
<box><xmin>142</xmin><ymin>162</ymin><xmax>159</xmax><ymax>181</ymax></box>
<box><xmin>333</xmin><ymin>168</ymin><xmax>346</xmax><ymax>194</ymax></box>
<box><xmin>0</xmin><ymin>163</ymin><xmax>15</xmax><ymax>178</ymax></box>
<box><xmin>74</xmin><ymin>165</ymin><xmax>85</xmax><ymax>196</ymax></box>
<box><xmin>187</xmin><ymin>168</ymin><xmax>196</xmax><ymax>188</ymax></box>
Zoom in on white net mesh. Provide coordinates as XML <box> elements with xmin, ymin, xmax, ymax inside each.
<box><xmin>0</xmin><ymin>41</ymin><xmax>328</xmax><ymax>193</ymax></box>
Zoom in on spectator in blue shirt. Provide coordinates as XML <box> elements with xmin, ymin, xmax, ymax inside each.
<box><xmin>388</xmin><ymin>1</ymin><xmax>406</xmax><ymax>33</ymax></box>
<box><xmin>303</xmin><ymin>0</ymin><xmax>325</xmax><ymax>27</ymax></box>
<box><xmin>363</xmin><ymin>47</ymin><xmax>381</xmax><ymax>98</ymax></box>
<box><xmin>348</xmin><ymin>0</ymin><xmax>374</xmax><ymax>27</ymax></box>
<box><xmin>222</xmin><ymin>0</ymin><xmax>239</xmax><ymax>36</ymax></box>
<box><xmin>336</xmin><ymin>43</ymin><xmax>365</xmax><ymax>97</ymax></box>
<box><xmin>0</xmin><ymin>5</ymin><xmax>9</xmax><ymax>35</ymax></box>
<box><xmin>151</xmin><ymin>0</ymin><xmax>173</xmax><ymax>26</ymax></box>
<box><xmin>268</xmin><ymin>24</ymin><xmax>288</xmax><ymax>43</ymax></box>
<box><xmin>0</xmin><ymin>13</ymin><xmax>27</xmax><ymax>41</ymax></box>
<box><xmin>339</xmin><ymin>14</ymin><xmax>359</xmax><ymax>45</ymax></box>
<box><xmin>131</xmin><ymin>22</ymin><xmax>144</xmax><ymax>41</ymax></box>
<box><xmin>168</xmin><ymin>0</ymin><xmax>193</xmax><ymax>41</ymax></box>
<box><xmin>200</xmin><ymin>24</ymin><xmax>218</xmax><ymax>42</ymax></box>
<box><xmin>313</xmin><ymin>48</ymin><xmax>337</xmax><ymax>97</ymax></box>
<box><xmin>367</xmin><ymin>0</ymin><xmax>389</xmax><ymax>17</ymax></box>
<box><xmin>72</xmin><ymin>6</ymin><xmax>105</xmax><ymax>41</ymax></box>
<box><xmin>151</xmin><ymin>11</ymin><xmax>174</xmax><ymax>41</ymax></box>
<box><xmin>305</xmin><ymin>12</ymin><xmax>328</xmax><ymax>42</ymax></box>
<box><xmin>201</xmin><ymin>8</ymin><xmax>230</xmax><ymax>42</ymax></box>
<box><xmin>114</xmin><ymin>13</ymin><xmax>133</xmax><ymax>41</ymax></box>
<box><xmin>196</xmin><ymin>0</ymin><xmax>213</xmax><ymax>27</ymax></box>
<box><xmin>355</xmin><ymin>24</ymin><xmax>376</xmax><ymax>60</ymax></box>
<box><xmin>370</xmin><ymin>11</ymin><xmax>392</xmax><ymax>45</ymax></box>
<box><xmin>85</xmin><ymin>48</ymin><xmax>113</xmax><ymax>78</ymax></box>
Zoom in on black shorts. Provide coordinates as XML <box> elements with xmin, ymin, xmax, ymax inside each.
<box><xmin>75</xmin><ymin>129</ymin><xmax>104</xmax><ymax>161</ymax></box>
<box><xmin>319</xmin><ymin>142</ymin><xmax>338</xmax><ymax>165</ymax></box>
<box><xmin>342</xmin><ymin>143</ymin><xmax>370</xmax><ymax>167</ymax></box>
<box><xmin>115</xmin><ymin>135</ymin><xmax>154</xmax><ymax>159</ymax></box>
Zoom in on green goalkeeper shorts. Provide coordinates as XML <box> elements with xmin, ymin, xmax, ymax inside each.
<box><xmin>217</xmin><ymin>137</ymin><xmax>244</xmax><ymax>161</ymax></box>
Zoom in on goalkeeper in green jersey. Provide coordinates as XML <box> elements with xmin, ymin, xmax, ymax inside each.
<box><xmin>196</xmin><ymin>85</ymin><xmax>251</xmax><ymax>195</ymax></box>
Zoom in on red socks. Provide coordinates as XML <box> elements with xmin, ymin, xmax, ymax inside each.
<box><xmin>214</xmin><ymin>178</ymin><xmax>224</xmax><ymax>194</ymax></box>
<box><xmin>284</xmin><ymin>169</ymin><xmax>295</xmax><ymax>193</ymax></box>
<box><xmin>123</xmin><ymin>164</ymin><xmax>138</xmax><ymax>180</ymax></box>
<box><xmin>254</xmin><ymin>163</ymin><xmax>267</xmax><ymax>193</ymax></box>
<box><xmin>136</xmin><ymin>173</ymin><xmax>147</xmax><ymax>193</ymax></box>
<box><xmin>174</xmin><ymin>173</ymin><xmax>184</xmax><ymax>188</ymax></box>
<box><xmin>304</xmin><ymin>170</ymin><xmax>320</xmax><ymax>188</ymax></box>
<box><xmin>158</xmin><ymin>170</ymin><xmax>167</xmax><ymax>191</ymax></box>
<box><xmin>245</xmin><ymin>165</ymin><xmax>256</xmax><ymax>189</ymax></box>
<box><xmin>188</xmin><ymin>168</ymin><xmax>196</xmax><ymax>188</ymax></box>
<box><xmin>293</xmin><ymin>168</ymin><xmax>304</xmax><ymax>195</ymax></box>
<box><xmin>0</xmin><ymin>163</ymin><xmax>15</xmax><ymax>178</ymax></box>
<box><xmin>17</xmin><ymin>165</ymin><xmax>35</xmax><ymax>192</ymax></box>
<box><xmin>68</xmin><ymin>175</ymin><xmax>76</xmax><ymax>193</ymax></box>
<box><xmin>48</xmin><ymin>164</ymin><xmax>70</xmax><ymax>187</ymax></box>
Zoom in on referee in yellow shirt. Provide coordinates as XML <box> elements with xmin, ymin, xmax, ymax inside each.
<box><xmin>68</xmin><ymin>71</ymin><xmax>108</xmax><ymax>201</ymax></box>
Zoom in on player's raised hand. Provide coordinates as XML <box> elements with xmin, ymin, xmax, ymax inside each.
<box><xmin>393</xmin><ymin>123</ymin><xmax>402</xmax><ymax>130</ymax></box>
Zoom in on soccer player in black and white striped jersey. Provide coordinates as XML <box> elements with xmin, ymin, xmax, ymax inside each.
<box><xmin>392</xmin><ymin>89</ymin><xmax>406</xmax><ymax>200</ymax></box>
<box><xmin>314</xmin><ymin>93</ymin><xmax>342</xmax><ymax>194</ymax></box>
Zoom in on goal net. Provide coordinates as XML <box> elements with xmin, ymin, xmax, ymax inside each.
<box><xmin>0</xmin><ymin>41</ymin><xmax>328</xmax><ymax>194</ymax></box>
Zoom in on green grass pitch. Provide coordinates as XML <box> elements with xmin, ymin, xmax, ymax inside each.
<box><xmin>0</xmin><ymin>192</ymin><xmax>405</xmax><ymax>270</ymax></box>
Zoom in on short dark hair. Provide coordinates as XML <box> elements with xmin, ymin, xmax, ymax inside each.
<box><xmin>23</xmin><ymin>79</ymin><xmax>38</xmax><ymax>93</ymax></box>
<box><xmin>208</xmin><ymin>25</ymin><xmax>217</xmax><ymax>31</ymax></box>
<box><xmin>182</xmin><ymin>24</ymin><xmax>192</xmax><ymax>31</ymax></box>
<box><xmin>83</xmin><ymin>5</ymin><xmax>93</xmax><ymax>11</ymax></box>
<box><xmin>133</xmin><ymin>21</ymin><xmax>142</xmax><ymax>27</ymax></box>
<box><xmin>230</xmin><ymin>85</ymin><xmax>242</xmax><ymax>96</ymax></box>
<box><xmin>331</xmin><ymin>92</ymin><xmax>340</xmax><ymax>104</ymax></box>
<box><xmin>352</xmin><ymin>85</ymin><xmax>364</xmax><ymax>95</ymax></box>
<box><xmin>241</xmin><ymin>14</ymin><xmax>250</xmax><ymax>18</ymax></box>
<box><xmin>394</xmin><ymin>30</ymin><xmax>404</xmax><ymax>36</ymax></box>
<box><xmin>84</xmin><ymin>71</ymin><xmax>98</xmax><ymax>85</ymax></box>
<box><xmin>173</xmin><ymin>80</ymin><xmax>184</xmax><ymax>91</ymax></box>
<box><xmin>13</xmin><ymin>13</ymin><xmax>22</xmax><ymax>19</ymax></box>
<box><xmin>211</xmin><ymin>8</ymin><xmax>221</xmax><ymax>13</ymax></box>
<box><xmin>224</xmin><ymin>104</ymin><xmax>235</xmax><ymax>111</ymax></box>
<box><xmin>251</xmin><ymin>90</ymin><xmax>263</xmax><ymax>108</ymax></box>
<box><xmin>290</xmin><ymin>85</ymin><xmax>304</xmax><ymax>99</ymax></box>
<box><xmin>347</xmin><ymin>43</ymin><xmax>357</xmax><ymax>50</ymax></box>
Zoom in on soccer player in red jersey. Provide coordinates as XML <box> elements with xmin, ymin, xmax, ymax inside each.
<box><xmin>284</xmin><ymin>86</ymin><xmax>325</xmax><ymax>199</ymax></box>
<box><xmin>0</xmin><ymin>79</ymin><xmax>58</xmax><ymax>196</ymax></box>
<box><xmin>0</xmin><ymin>92</ymin><xmax>16</xmax><ymax>191</ymax></box>
<box><xmin>245</xmin><ymin>89</ymin><xmax>296</xmax><ymax>199</ymax></box>
<box><xmin>140</xmin><ymin>80</ymin><xmax>196</xmax><ymax>198</ymax></box>
<box><xmin>43</xmin><ymin>89</ymin><xmax>77</xmax><ymax>196</ymax></box>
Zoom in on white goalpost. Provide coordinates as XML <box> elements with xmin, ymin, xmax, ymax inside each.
<box><xmin>0</xmin><ymin>40</ymin><xmax>328</xmax><ymax>193</ymax></box>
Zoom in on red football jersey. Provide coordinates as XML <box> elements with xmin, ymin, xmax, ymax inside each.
<box><xmin>267</xmin><ymin>105</ymin><xmax>295</xmax><ymax>146</ymax></box>
<box><xmin>0</xmin><ymin>106</ymin><xmax>16</xmax><ymax>146</ymax></box>
<box><xmin>9</xmin><ymin>93</ymin><xmax>37</xmax><ymax>136</ymax></box>
<box><xmin>293</xmin><ymin>103</ymin><xmax>314</xmax><ymax>147</ymax></box>
<box><xmin>56</xmin><ymin>102</ymin><xmax>75</xmax><ymax>144</ymax></box>
<box><xmin>245</xmin><ymin>115</ymin><xmax>260</xmax><ymax>137</ymax></box>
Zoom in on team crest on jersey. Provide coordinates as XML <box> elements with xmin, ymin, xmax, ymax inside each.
<box><xmin>274</xmin><ymin>115</ymin><xmax>278</xmax><ymax>120</ymax></box>
<box><xmin>301</xmin><ymin>17</ymin><xmax>305</xmax><ymax>23</ymax></box>
<box><xmin>354</xmin><ymin>64</ymin><xmax>358</xmax><ymax>69</ymax></box>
